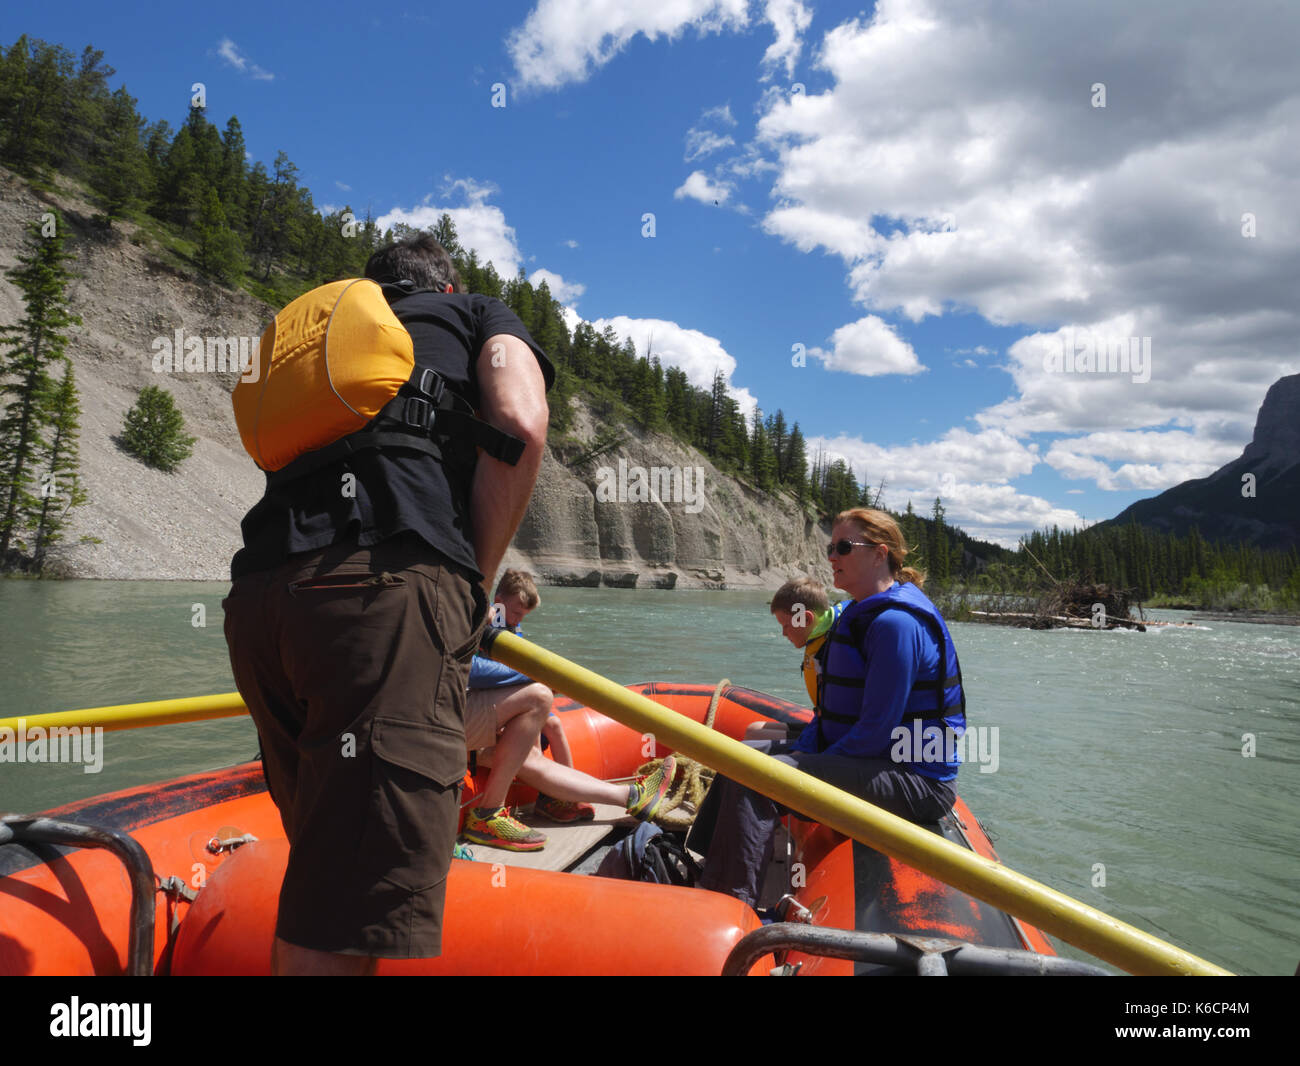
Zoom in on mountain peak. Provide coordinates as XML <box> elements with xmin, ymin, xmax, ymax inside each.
<box><xmin>1104</xmin><ymin>372</ymin><xmax>1300</xmax><ymax>551</ymax></box>
<box><xmin>1243</xmin><ymin>373</ymin><xmax>1300</xmax><ymax>468</ymax></box>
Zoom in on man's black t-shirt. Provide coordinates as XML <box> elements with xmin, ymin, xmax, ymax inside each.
<box><xmin>230</xmin><ymin>289</ymin><xmax>554</xmax><ymax>582</ymax></box>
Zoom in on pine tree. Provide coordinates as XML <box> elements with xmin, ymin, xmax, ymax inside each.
<box><xmin>58</xmin><ymin>45</ymin><xmax>115</xmax><ymax>179</ymax></box>
<box><xmin>30</xmin><ymin>359</ymin><xmax>87</xmax><ymax>572</ymax></box>
<box><xmin>0</xmin><ymin>37</ymin><xmax>73</xmax><ymax>177</ymax></box>
<box><xmin>505</xmin><ymin>268</ymin><xmax>535</xmax><ymax>329</ymax></box>
<box><xmin>929</xmin><ymin>498</ymin><xmax>950</xmax><ymax>583</ymax></box>
<box><xmin>786</xmin><ymin>423</ymin><xmax>808</xmax><ymax>503</ymax></box>
<box><xmin>217</xmin><ymin>116</ymin><xmax>248</xmax><ymax>230</ymax></box>
<box><xmin>259</xmin><ymin>151</ymin><xmax>303</xmax><ymax>280</ymax></box>
<box><xmin>478</xmin><ymin>260</ymin><xmax>505</xmax><ymax>301</ymax></box>
<box><xmin>664</xmin><ymin>366</ymin><xmax>690</xmax><ymax>435</ymax></box>
<box><xmin>431</xmin><ymin>213</ymin><xmax>462</xmax><ymax>259</ymax></box>
<box><xmin>0</xmin><ymin>214</ymin><xmax>81</xmax><ymax>562</ymax></box>
<box><xmin>767</xmin><ymin>410</ymin><xmax>788</xmax><ymax>482</ymax></box>
<box><xmin>196</xmin><ymin>188</ymin><xmax>245</xmax><ymax>285</ymax></box>
<box><xmin>901</xmin><ymin>501</ymin><xmax>920</xmax><ymax>563</ymax></box>
<box><xmin>706</xmin><ymin>370</ymin><xmax>727</xmax><ymax>458</ymax></box>
<box><xmin>120</xmin><ymin>385</ymin><xmax>196</xmax><ymax>472</ymax></box>
<box><xmin>89</xmin><ymin>86</ymin><xmax>147</xmax><ymax>222</ymax></box>
<box><xmin>153</xmin><ymin>108</ymin><xmax>216</xmax><ymax>231</ymax></box>
<box><xmin>530</xmin><ymin>280</ymin><xmax>570</xmax><ymax>363</ymax></box>
<box><xmin>750</xmin><ymin>407</ymin><xmax>776</xmax><ymax>491</ymax></box>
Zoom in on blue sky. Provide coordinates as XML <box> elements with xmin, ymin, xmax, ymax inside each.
<box><xmin>6</xmin><ymin>1</ymin><xmax>1298</xmax><ymax>545</ymax></box>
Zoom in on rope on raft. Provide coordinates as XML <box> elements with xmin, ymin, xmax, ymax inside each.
<box><xmin>636</xmin><ymin>678</ymin><xmax>728</xmax><ymax>828</ymax></box>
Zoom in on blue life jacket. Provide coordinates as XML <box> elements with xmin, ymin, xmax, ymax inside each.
<box><xmin>816</xmin><ymin>582</ymin><xmax>966</xmax><ymax>778</ymax></box>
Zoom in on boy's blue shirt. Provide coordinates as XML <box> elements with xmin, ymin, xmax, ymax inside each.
<box><xmin>468</xmin><ymin>621</ymin><xmax>532</xmax><ymax>689</ymax></box>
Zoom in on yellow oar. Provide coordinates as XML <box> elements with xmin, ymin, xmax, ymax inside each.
<box><xmin>483</xmin><ymin>628</ymin><xmax>1232</xmax><ymax>977</ymax></box>
<box><xmin>0</xmin><ymin>692</ymin><xmax>247</xmax><ymax>738</ymax></box>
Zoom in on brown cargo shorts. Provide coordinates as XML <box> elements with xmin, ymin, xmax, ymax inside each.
<box><xmin>222</xmin><ymin>532</ymin><xmax>487</xmax><ymax>958</ymax></box>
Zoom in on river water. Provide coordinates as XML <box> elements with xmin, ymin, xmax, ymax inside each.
<box><xmin>1</xmin><ymin>580</ymin><xmax>1297</xmax><ymax>976</ymax></box>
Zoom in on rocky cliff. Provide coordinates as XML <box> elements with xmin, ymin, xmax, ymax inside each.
<box><xmin>0</xmin><ymin>169</ymin><xmax>831</xmax><ymax>588</ymax></box>
<box><xmin>1105</xmin><ymin>373</ymin><xmax>1300</xmax><ymax>551</ymax></box>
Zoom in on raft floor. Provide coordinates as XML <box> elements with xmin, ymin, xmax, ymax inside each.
<box><xmin>462</xmin><ymin>803</ymin><xmax>634</xmax><ymax>872</ymax></box>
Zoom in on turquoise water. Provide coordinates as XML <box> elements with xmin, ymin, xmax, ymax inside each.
<box><xmin>2</xmin><ymin>580</ymin><xmax>1297</xmax><ymax>975</ymax></box>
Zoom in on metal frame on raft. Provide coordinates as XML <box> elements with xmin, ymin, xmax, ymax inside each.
<box><xmin>0</xmin><ymin>816</ymin><xmax>156</xmax><ymax>976</ymax></box>
<box><xmin>0</xmin><ymin>629</ymin><xmax>1234</xmax><ymax>976</ymax></box>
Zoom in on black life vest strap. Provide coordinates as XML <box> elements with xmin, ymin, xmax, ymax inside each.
<box><xmin>819</xmin><ymin>601</ymin><xmax>967</xmax><ymax>723</ymax></box>
<box><xmin>265</xmin><ymin>364</ymin><xmax>524</xmax><ymax>489</ymax></box>
<box><xmin>818</xmin><ymin>703</ymin><xmax>938</xmax><ymax>724</ymax></box>
<box><xmin>266</xmin><ymin>431</ymin><xmax>445</xmax><ymax>489</ymax></box>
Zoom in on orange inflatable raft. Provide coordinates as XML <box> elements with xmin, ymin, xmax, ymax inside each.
<box><xmin>0</xmin><ymin>683</ymin><xmax>1085</xmax><ymax>976</ymax></box>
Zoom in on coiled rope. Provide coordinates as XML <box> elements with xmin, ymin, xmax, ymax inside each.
<box><xmin>636</xmin><ymin>678</ymin><xmax>729</xmax><ymax>828</ymax></box>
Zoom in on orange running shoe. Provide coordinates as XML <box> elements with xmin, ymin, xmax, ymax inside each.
<box><xmin>535</xmin><ymin>794</ymin><xmax>597</xmax><ymax>822</ymax></box>
<box><xmin>462</xmin><ymin>806</ymin><xmax>547</xmax><ymax>851</ymax></box>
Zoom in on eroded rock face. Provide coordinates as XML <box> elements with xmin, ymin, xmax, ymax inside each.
<box><xmin>1</xmin><ymin>168</ymin><xmax>831</xmax><ymax>587</ymax></box>
<box><xmin>501</xmin><ymin>402</ymin><xmax>831</xmax><ymax>589</ymax></box>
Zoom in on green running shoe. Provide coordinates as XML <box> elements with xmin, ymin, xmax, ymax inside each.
<box><xmin>462</xmin><ymin>806</ymin><xmax>547</xmax><ymax>852</ymax></box>
<box><xmin>626</xmin><ymin>755</ymin><xmax>677</xmax><ymax>821</ymax></box>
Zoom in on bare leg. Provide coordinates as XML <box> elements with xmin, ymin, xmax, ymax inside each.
<box><xmin>745</xmin><ymin>721</ymin><xmax>791</xmax><ymax>742</ymax></box>
<box><xmin>272</xmin><ymin>937</ymin><xmax>376</xmax><ymax>976</ymax></box>
<box><xmin>540</xmin><ymin>714</ymin><xmax>575</xmax><ymax>768</ymax></box>
<box><xmin>476</xmin><ymin>683</ymin><xmax>551</xmax><ymax>811</ymax></box>
<box><xmin>513</xmin><ymin>746</ymin><xmax>631</xmax><ymax>808</ymax></box>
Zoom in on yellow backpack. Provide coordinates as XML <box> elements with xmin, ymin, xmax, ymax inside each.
<box><xmin>233</xmin><ymin>278</ymin><xmax>523</xmax><ymax>487</ymax></box>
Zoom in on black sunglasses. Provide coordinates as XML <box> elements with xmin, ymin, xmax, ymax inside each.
<box><xmin>826</xmin><ymin>539</ymin><xmax>879</xmax><ymax>557</ymax></box>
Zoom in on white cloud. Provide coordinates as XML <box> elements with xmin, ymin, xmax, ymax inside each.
<box><xmin>978</xmin><ymin>315</ymin><xmax>1279</xmax><ymax>444</ymax></box>
<box><xmin>701</xmin><ymin>104</ymin><xmax>736</xmax><ymax>127</ymax></box>
<box><xmin>560</xmin><ymin>305</ymin><xmax>582</xmax><ymax>335</ymax></box>
<box><xmin>377</xmin><ymin>178</ymin><xmax>522</xmax><ymax>278</ymax></box>
<box><xmin>507</xmin><ymin>0</ymin><xmax>750</xmax><ymax>92</ymax></box>
<box><xmin>590</xmin><ymin>315</ymin><xmax>758</xmax><ymax>419</ymax></box>
<box><xmin>811</xmin><ymin>315</ymin><xmax>924</xmax><ymax>376</ymax></box>
<box><xmin>335</xmin><ymin>181</ymin><xmax>352</xmax><ymax>192</ymax></box>
<box><xmin>217</xmin><ymin>38</ymin><xmax>274</xmax><ymax>81</ymax></box>
<box><xmin>529</xmin><ymin>268</ymin><xmax>586</xmax><ymax>306</ymax></box>
<box><xmin>760</xmin><ymin>0</ymin><xmax>813</xmax><ymax>80</ymax></box>
<box><xmin>563</xmin><ymin>238</ymin><xmax>579</xmax><ymax>249</ymax></box>
<box><xmin>754</xmin><ymin>0</ymin><xmax>1300</xmax><ymax>471</ymax></box>
<box><xmin>685</xmin><ymin>129</ymin><xmax>736</xmax><ymax>162</ymax></box>
<box><xmin>685</xmin><ymin>103</ymin><xmax>738</xmax><ymax>161</ymax></box>
<box><xmin>1043</xmin><ymin>429</ymin><xmax>1236</xmax><ymax>491</ymax></box>
<box><xmin>806</xmin><ymin>428</ymin><xmax>1078</xmax><ymax>546</ymax></box>
<box><xmin>675</xmin><ymin>170</ymin><xmax>734</xmax><ymax>205</ymax></box>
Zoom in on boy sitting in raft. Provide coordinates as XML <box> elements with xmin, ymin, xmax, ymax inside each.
<box><xmin>469</xmin><ymin>570</ymin><xmax>591</xmax><ymax>819</ymax></box>
<box><xmin>462</xmin><ymin>569</ymin><xmax>675</xmax><ymax>851</ymax></box>
<box><xmin>746</xmin><ymin>577</ymin><xmax>845</xmax><ymax>742</ymax></box>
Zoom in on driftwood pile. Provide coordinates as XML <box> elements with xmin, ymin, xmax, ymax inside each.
<box><xmin>966</xmin><ymin>580</ymin><xmax>1147</xmax><ymax>631</ymax></box>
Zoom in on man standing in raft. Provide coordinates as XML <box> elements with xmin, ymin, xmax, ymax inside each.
<box><xmin>688</xmin><ymin>508</ymin><xmax>965</xmax><ymax>910</ymax></box>
<box><xmin>223</xmin><ymin>235</ymin><xmax>551</xmax><ymax>974</ymax></box>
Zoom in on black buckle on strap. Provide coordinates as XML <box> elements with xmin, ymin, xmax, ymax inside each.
<box><xmin>403</xmin><ymin>396</ymin><xmax>435</xmax><ymax>431</ymax></box>
<box><xmin>416</xmin><ymin>368</ymin><xmax>446</xmax><ymax>405</ymax></box>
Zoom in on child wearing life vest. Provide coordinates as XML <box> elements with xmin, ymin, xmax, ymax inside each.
<box><xmin>746</xmin><ymin>577</ymin><xmax>844</xmax><ymax>743</ymax></box>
